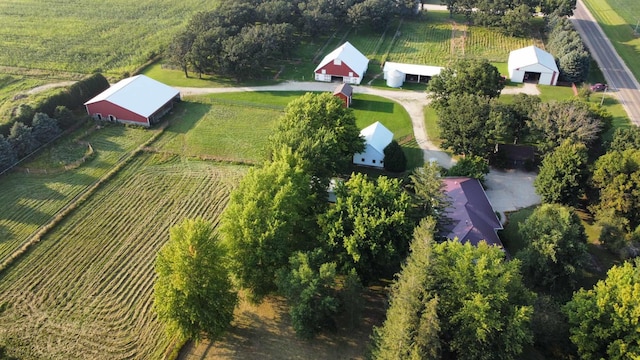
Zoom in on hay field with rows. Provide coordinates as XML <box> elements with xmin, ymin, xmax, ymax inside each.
<box><xmin>0</xmin><ymin>125</ymin><xmax>158</xmax><ymax>262</ymax></box>
<box><xmin>0</xmin><ymin>153</ymin><xmax>246</xmax><ymax>359</ymax></box>
<box><xmin>0</xmin><ymin>0</ymin><xmax>213</xmax><ymax>76</ymax></box>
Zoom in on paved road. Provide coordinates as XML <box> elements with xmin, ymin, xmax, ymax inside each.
<box><xmin>572</xmin><ymin>0</ymin><xmax>640</xmax><ymax>125</ymax></box>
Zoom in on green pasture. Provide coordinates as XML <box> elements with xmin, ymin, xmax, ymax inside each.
<box><xmin>0</xmin><ymin>0</ymin><xmax>213</xmax><ymax>76</ymax></box>
<box><xmin>583</xmin><ymin>0</ymin><xmax>640</xmax><ymax>83</ymax></box>
<box><xmin>0</xmin><ymin>153</ymin><xmax>246</xmax><ymax>359</ymax></box>
<box><xmin>156</xmin><ymin>91</ymin><xmax>419</xmax><ymax>166</ymax></box>
<box><xmin>0</xmin><ymin>124</ymin><xmax>157</xmax><ymax>261</ymax></box>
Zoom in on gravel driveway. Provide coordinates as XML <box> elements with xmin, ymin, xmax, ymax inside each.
<box><xmin>178</xmin><ymin>81</ymin><xmax>540</xmax><ymax>219</ymax></box>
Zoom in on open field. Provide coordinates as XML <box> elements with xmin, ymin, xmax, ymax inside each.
<box><xmin>0</xmin><ymin>124</ymin><xmax>158</xmax><ymax>262</ymax></box>
<box><xmin>180</xmin><ymin>286</ymin><xmax>387</xmax><ymax>360</ymax></box>
<box><xmin>0</xmin><ymin>0</ymin><xmax>212</xmax><ymax>76</ymax></box>
<box><xmin>582</xmin><ymin>0</ymin><xmax>640</xmax><ymax>83</ymax></box>
<box><xmin>154</xmin><ymin>92</ymin><xmax>418</xmax><ymax>166</ymax></box>
<box><xmin>0</xmin><ymin>153</ymin><xmax>246</xmax><ymax>359</ymax></box>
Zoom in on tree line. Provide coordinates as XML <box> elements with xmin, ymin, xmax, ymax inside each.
<box><xmin>166</xmin><ymin>0</ymin><xmax>422</xmax><ymax>80</ymax></box>
<box><xmin>443</xmin><ymin>0</ymin><xmax>576</xmax><ymax>36</ymax></box>
<box><xmin>0</xmin><ymin>73</ymin><xmax>110</xmax><ymax>173</ymax></box>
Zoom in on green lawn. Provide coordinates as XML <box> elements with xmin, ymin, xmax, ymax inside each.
<box><xmin>582</xmin><ymin>0</ymin><xmax>640</xmax><ymax>83</ymax></box>
<box><xmin>154</xmin><ymin>92</ymin><xmax>418</xmax><ymax>166</ymax></box>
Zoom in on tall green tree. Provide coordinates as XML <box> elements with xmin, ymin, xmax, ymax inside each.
<box><xmin>31</xmin><ymin>113</ymin><xmax>61</xmax><ymax>144</ymax></box>
<box><xmin>427</xmin><ymin>59</ymin><xmax>504</xmax><ymax>108</ymax></box>
<box><xmin>565</xmin><ymin>259</ymin><xmax>640</xmax><ymax>360</ymax></box>
<box><xmin>276</xmin><ymin>250</ymin><xmax>339</xmax><ymax>339</ymax></box>
<box><xmin>534</xmin><ymin>140</ymin><xmax>589</xmax><ymax>205</ymax></box>
<box><xmin>374</xmin><ymin>222</ymin><xmax>535</xmax><ymax>360</ymax></box>
<box><xmin>528</xmin><ymin>100</ymin><xmax>602</xmax><ymax>154</ymax></box>
<box><xmin>432</xmin><ymin>241</ymin><xmax>535</xmax><ymax>360</ymax></box>
<box><xmin>382</xmin><ymin>140</ymin><xmax>407</xmax><ymax>172</ymax></box>
<box><xmin>0</xmin><ymin>135</ymin><xmax>17</xmax><ymax>171</ymax></box>
<box><xmin>591</xmin><ymin>149</ymin><xmax>640</xmax><ymax>228</ymax></box>
<box><xmin>219</xmin><ymin>148</ymin><xmax>316</xmax><ymax>301</ymax></box>
<box><xmin>319</xmin><ymin>173</ymin><xmax>415</xmax><ymax>283</ymax></box>
<box><xmin>268</xmin><ymin>92</ymin><xmax>364</xmax><ymax>195</ymax></box>
<box><xmin>153</xmin><ymin>218</ymin><xmax>237</xmax><ymax>341</ymax></box>
<box><xmin>518</xmin><ymin>203</ymin><xmax>589</xmax><ymax>294</ymax></box>
<box><xmin>8</xmin><ymin>122</ymin><xmax>39</xmax><ymax>158</ymax></box>
<box><xmin>409</xmin><ymin>160</ymin><xmax>449</xmax><ymax>220</ymax></box>
<box><xmin>371</xmin><ymin>218</ymin><xmax>441</xmax><ymax>360</ymax></box>
<box><xmin>436</xmin><ymin>93</ymin><xmax>493</xmax><ymax>157</ymax></box>
<box><xmin>609</xmin><ymin>126</ymin><xmax>640</xmax><ymax>152</ymax></box>
<box><xmin>445</xmin><ymin>155</ymin><xmax>490</xmax><ymax>183</ymax></box>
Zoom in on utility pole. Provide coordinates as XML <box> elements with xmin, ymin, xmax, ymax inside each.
<box><xmin>601</xmin><ymin>85</ymin><xmax>608</xmax><ymax>106</ymax></box>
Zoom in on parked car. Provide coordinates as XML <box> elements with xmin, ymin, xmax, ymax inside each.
<box><xmin>590</xmin><ymin>83</ymin><xmax>607</xmax><ymax>92</ymax></box>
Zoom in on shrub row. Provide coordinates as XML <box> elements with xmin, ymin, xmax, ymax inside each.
<box><xmin>546</xmin><ymin>13</ymin><xmax>590</xmax><ymax>83</ymax></box>
<box><xmin>0</xmin><ymin>73</ymin><xmax>109</xmax><ymax>136</ymax></box>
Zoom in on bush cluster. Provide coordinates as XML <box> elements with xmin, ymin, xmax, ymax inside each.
<box><xmin>0</xmin><ymin>73</ymin><xmax>108</xmax><ymax>136</ymax></box>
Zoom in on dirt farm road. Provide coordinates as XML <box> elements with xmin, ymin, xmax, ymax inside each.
<box><xmin>178</xmin><ymin>82</ymin><xmax>541</xmax><ymax>218</ymax></box>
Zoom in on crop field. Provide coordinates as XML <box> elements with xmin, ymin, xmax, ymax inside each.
<box><xmin>0</xmin><ymin>124</ymin><xmax>157</xmax><ymax>262</ymax></box>
<box><xmin>0</xmin><ymin>153</ymin><xmax>246</xmax><ymax>359</ymax></box>
<box><xmin>0</xmin><ymin>0</ymin><xmax>213</xmax><ymax>76</ymax></box>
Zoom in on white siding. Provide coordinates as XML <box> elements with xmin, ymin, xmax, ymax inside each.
<box><xmin>353</xmin><ymin>145</ymin><xmax>384</xmax><ymax>168</ymax></box>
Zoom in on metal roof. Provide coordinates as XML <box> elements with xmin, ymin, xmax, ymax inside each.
<box><xmin>508</xmin><ymin>45</ymin><xmax>559</xmax><ymax>73</ymax></box>
<box><xmin>84</xmin><ymin>75</ymin><xmax>180</xmax><ymax>118</ymax></box>
<box><xmin>442</xmin><ymin>177</ymin><xmax>504</xmax><ymax>247</ymax></box>
<box><xmin>314</xmin><ymin>41</ymin><xmax>369</xmax><ymax>77</ymax></box>
<box><xmin>360</xmin><ymin>121</ymin><xmax>393</xmax><ymax>154</ymax></box>
<box><xmin>383</xmin><ymin>61</ymin><xmax>444</xmax><ymax>77</ymax></box>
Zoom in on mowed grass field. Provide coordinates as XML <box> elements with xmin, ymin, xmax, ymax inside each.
<box><xmin>154</xmin><ymin>92</ymin><xmax>419</xmax><ymax>166</ymax></box>
<box><xmin>0</xmin><ymin>153</ymin><xmax>246</xmax><ymax>359</ymax></box>
<box><xmin>583</xmin><ymin>0</ymin><xmax>640</xmax><ymax>83</ymax></box>
<box><xmin>0</xmin><ymin>0</ymin><xmax>213</xmax><ymax>76</ymax></box>
<box><xmin>0</xmin><ymin>124</ymin><xmax>158</xmax><ymax>262</ymax></box>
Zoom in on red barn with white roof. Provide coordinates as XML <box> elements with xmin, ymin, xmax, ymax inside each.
<box><xmin>84</xmin><ymin>75</ymin><xmax>180</xmax><ymax>127</ymax></box>
<box><xmin>315</xmin><ymin>42</ymin><xmax>369</xmax><ymax>85</ymax></box>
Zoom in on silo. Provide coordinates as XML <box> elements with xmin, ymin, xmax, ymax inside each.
<box><xmin>386</xmin><ymin>69</ymin><xmax>405</xmax><ymax>88</ymax></box>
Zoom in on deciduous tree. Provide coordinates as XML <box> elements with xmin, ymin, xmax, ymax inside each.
<box><xmin>153</xmin><ymin>218</ymin><xmax>237</xmax><ymax>341</ymax></box>
<box><xmin>528</xmin><ymin>100</ymin><xmax>602</xmax><ymax>154</ymax></box>
<box><xmin>427</xmin><ymin>59</ymin><xmax>504</xmax><ymax>108</ymax></box>
<box><xmin>220</xmin><ymin>148</ymin><xmax>316</xmax><ymax>301</ymax></box>
<box><xmin>518</xmin><ymin>203</ymin><xmax>589</xmax><ymax>293</ymax></box>
<box><xmin>276</xmin><ymin>250</ymin><xmax>339</xmax><ymax>339</ymax></box>
<box><xmin>534</xmin><ymin>140</ymin><xmax>588</xmax><ymax>205</ymax></box>
<box><xmin>564</xmin><ymin>259</ymin><xmax>640</xmax><ymax>360</ymax></box>
<box><xmin>591</xmin><ymin>149</ymin><xmax>640</xmax><ymax>228</ymax></box>
<box><xmin>319</xmin><ymin>173</ymin><xmax>415</xmax><ymax>283</ymax></box>
<box><xmin>432</xmin><ymin>241</ymin><xmax>534</xmax><ymax>360</ymax></box>
<box><xmin>436</xmin><ymin>93</ymin><xmax>492</xmax><ymax>157</ymax></box>
<box><xmin>268</xmin><ymin>92</ymin><xmax>364</xmax><ymax>196</ymax></box>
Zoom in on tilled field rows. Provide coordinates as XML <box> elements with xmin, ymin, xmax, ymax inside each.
<box><xmin>0</xmin><ymin>154</ymin><xmax>246</xmax><ymax>359</ymax></box>
<box><xmin>0</xmin><ymin>125</ymin><xmax>157</xmax><ymax>261</ymax></box>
